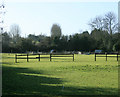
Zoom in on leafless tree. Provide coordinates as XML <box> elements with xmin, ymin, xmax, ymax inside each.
<box><xmin>89</xmin><ymin>12</ymin><xmax>118</xmax><ymax>35</ymax></box>
<box><xmin>103</xmin><ymin>12</ymin><xmax>117</xmax><ymax>35</ymax></box>
<box><xmin>9</xmin><ymin>24</ymin><xmax>21</xmax><ymax>38</ymax></box>
<box><xmin>88</xmin><ymin>16</ymin><xmax>104</xmax><ymax>30</ymax></box>
<box><xmin>9</xmin><ymin>24</ymin><xmax>21</xmax><ymax>43</ymax></box>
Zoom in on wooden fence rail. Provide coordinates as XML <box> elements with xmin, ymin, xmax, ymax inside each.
<box><xmin>50</xmin><ymin>53</ymin><xmax>74</xmax><ymax>62</ymax></box>
<box><xmin>95</xmin><ymin>53</ymin><xmax>119</xmax><ymax>61</ymax></box>
<box><xmin>15</xmin><ymin>53</ymin><xmax>74</xmax><ymax>63</ymax></box>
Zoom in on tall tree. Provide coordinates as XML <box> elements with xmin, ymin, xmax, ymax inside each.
<box><xmin>2</xmin><ymin>32</ymin><xmax>11</xmax><ymax>52</ymax></box>
<box><xmin>51</xmin><ymin>24</ymin><xmax>62</xmax><ymax>39</ymax></box>
<box><xmin>9</xmin><ymin>24</ymin><xmax>21</xmax><ymax>44</ymax></box>
<box><xmin>103</xmin><ymin>12</ymin><xmax>117</xmax><ymax>35</ymax></box>
<box><xmin>90</xmin><ymin>29</ymin><xmax>111</xmax><ymax>51</ymax></box>
<box><xmin>88</xmin><ymin>16</ymin><xmax>103</xmax><ymax>30</ymax></box>
<box><xmin>89</xmin><ymin>12</ymin><xmax>117</xmax><ymax>35</ymax></box>
<box><xmin>9</xmin><ymin>24</ymin><xmax>21</xmax><ymax>38</ymax></box>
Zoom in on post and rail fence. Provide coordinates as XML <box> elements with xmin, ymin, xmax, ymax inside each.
<box><xmin>15</xmin><ymin>53</ymin><xmax>74</xmax><ymax>63</ymax></box>
<box><xmin>95</xmin><ymin>52</ymin><xmax>120</xmax><ymax>61</ymax></box>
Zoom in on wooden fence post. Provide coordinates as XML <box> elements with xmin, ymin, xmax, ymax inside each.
<box><xmin>95</xmin><ymin>53</ymin><xmax>96</xmax><ymax>61</ymax></box>
<box><xmin>27</xmin><ymin>54</ymin><xmax>29</xmax><ymax>62</ymax></box>
<box><xmin>73</xmin><ymin>54</ymin><xmax>74</xmax><ymax>61</ymax></box>
<box><xmin>38</xmin><ymin>54</ymin><xmax>40</xmax><ymax>61</ymax></box>
<box><xmin>105</xmin><ymin>52</ymin><xmax>107</xmax><ymax>61</ymax></box>
<box><xmin>15</xmin><ymin>54</ymin><xmax>17</xmax><ymax>63</ymax></box>
<box><xmin>50</xmin><ymin>54</ymin><xmax>51</xmax><ymax>61</ymax></box>
<box><xmin>117</xmin><ymin>53</ymin><xmax>118</xmax><ymax>61</ymax></box>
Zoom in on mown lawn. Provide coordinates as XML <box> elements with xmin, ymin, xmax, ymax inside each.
<box><xmin>2</xmin><ymin>53</ymin><xmax>118</xmax><ymax>96</ymax></box>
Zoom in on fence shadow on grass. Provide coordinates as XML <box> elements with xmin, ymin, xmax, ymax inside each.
<box><xmin>2</xmin><ymin>65</ymin><xmax>118</xmax><ymax>97</ymax></box>
<box><xmin>2</xmin><ymin>62</ymin><xmax>15</xmax><ymax>65</ymax></box>
<box><xmin>50</xmin><ymin>58</ymin><xmax>73</xmax><ymax>62</ymax></box>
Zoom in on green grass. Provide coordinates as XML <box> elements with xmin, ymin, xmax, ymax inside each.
<box><xmin>2</xmin><ymin>53</ymin><xmax>118</xmax><ymax>96</ymax></box>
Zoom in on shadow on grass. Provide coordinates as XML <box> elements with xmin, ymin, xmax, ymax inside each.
<box><xmin>2</xmin><ymin>65</ymin><xmax>118</xmax><ymax>97</ymax></box>
<box><xmin>2</xmin><ymin>62</ymin><xmax>15</xmax><ymax>65</ymax></box>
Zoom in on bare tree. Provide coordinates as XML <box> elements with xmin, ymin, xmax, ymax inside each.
<box><xmin>89</xmin><ymin>12</ymin><xmax>118</xmax><ymax>35</ymax></box>
<box><xmin>88</xmin><ymin>16</ymin><xmax>104</xmax><ymax>30</ymax></box>
<box><xmin>103</xmin><ymin>12</ymin><xmax>117</xmax><ymax>35</ymax></box>
<box><xmin>9</xmin><ymin>24</ymin><xmax>21</xmax><ymax>43</ymax></box>
<box><xmin>9</xmin><ymin>24</ymin><xmax>21</xmax><ymax>38</ymax></box>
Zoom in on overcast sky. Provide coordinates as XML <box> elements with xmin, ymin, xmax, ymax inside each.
<box><xmin>1</xmin><ymin>0</ymin><xmax>119</xmax><ymax>37</ymax></box>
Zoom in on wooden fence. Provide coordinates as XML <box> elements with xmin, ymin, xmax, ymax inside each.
<box><xmin>15</xmin><ymin>53</ymin><xmax>74</xmax><ymax>63</ymax></box>
<box><xmin>50</xmin><ymin>53</ymin><xmax>74</xmax><ymax>62</ymax></box>
<box><xmin>95</xmin><ymin>53</ymin><xmax>120</xmax><ymax>61</ymax></box>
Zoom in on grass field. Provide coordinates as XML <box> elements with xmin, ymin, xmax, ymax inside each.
<box><xmin>2</xmin><ymin>53</ymin><xmax>119</xmax><ymax>96</ymax></box>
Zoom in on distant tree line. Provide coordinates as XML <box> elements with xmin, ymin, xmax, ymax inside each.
<box><xmin>1</xmin><ymin>12</ymin><xmax>120</xmax><ymax>53</ymax></box>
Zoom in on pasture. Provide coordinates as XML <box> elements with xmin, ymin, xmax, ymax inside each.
<box><xmin>2</xmin><ymin>53</ymin><xmax>118</xmax><ymax>96</ymax></box>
